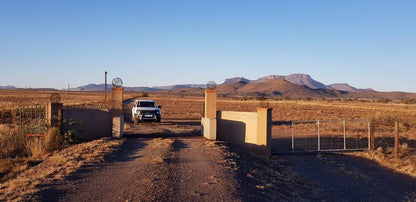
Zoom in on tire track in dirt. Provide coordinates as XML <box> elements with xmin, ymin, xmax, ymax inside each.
<box><xmin>167</xmin><ymin>138</ymin><xmax>239</xmax><ymax>201</ymax></box>
<box><xmin>36</xmin><ymin>138</ymin><xmax>176</xmax><ymax>201</ymax></box>
<box><xmin>35</xmin><ymin>137</ymin><xmax>240</xmax><ymax>201</ymax></box>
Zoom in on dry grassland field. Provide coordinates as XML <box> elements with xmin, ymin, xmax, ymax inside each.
<box><xmin>1</xmin><ymin>90</ymin><xmax>416</xmax><ymax>200</ymax></box>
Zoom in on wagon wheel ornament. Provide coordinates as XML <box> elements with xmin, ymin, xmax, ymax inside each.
<box><xmin>50</xmin><ymin>93</ymin><xmax>61</xmax><ymax>103</ymax></box>
<box><xmin>207</xmin><ymin>81</ymin><xmax>217</xmax><ymax>90</ymax></box>
<box><xmin>112</xmin><ymin>78</ymin><xmax>123</xmax><ymax>87</ymax></box>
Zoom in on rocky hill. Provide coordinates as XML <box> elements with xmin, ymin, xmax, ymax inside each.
<box><xmin>42</xmin><ymin>73</ymin><xmax>416</xmax><ymax>100</ymax></box>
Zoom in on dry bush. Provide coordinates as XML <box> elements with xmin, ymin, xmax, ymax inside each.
<box><xmin>27</xmin><ymin>139</ymin><xmax>44</xmax><ymax>160</ymax></box>
<box><xmin>45</xmin><ymin>127</ymin><xmax>62</xmax><ymax>153</ymax></box>
<box><xmin>369</xmin><ymin>112</ymin><xmax>399</xmax><ymax>127</ymax></box>
<box><xmin>0</xmin><ymin>126</ymin><xmax>27</xmax><ymax>159</ymax></box>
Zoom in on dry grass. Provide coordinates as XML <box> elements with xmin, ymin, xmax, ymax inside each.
<box><xmin>0</xmin><ymin>89</ymin><xmax>139</xmax><ymax>110</ymax></box>
<box><xmin>27</xmin><ymin>139</ymin><xmax>45</xmax><ymax>160</ymax></box>
<box><xmin>0</xmin><ymin>125</ymin><xmax>26</xmax><ymax>159</ymax></box>
<box><xmin>349</xmin><ymin>145</ymin><xmax>416</xmax><ymax>178</ymax></box>
<box><xmin>0</xmin><ymin>137</ymin><xmax>123</xmax><ymax>201</ymax></box>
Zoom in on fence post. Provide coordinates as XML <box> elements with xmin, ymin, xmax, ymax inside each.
<box><xmin>395</xmin><ymin>121</ymin><xmax>399</xmax><ymax>159</ymax></box>
<box><xmin>58</xmin><ymin>108</ymin><xmax>63</xmax><ymax>134</ymax></box>
<box><xmin>317</xmin><ymin>120</ymin><xmax>320</xmax><ymax>151</ymax></box>
<box><xmin>19</xmin><ymin>108</ymin><xmax>22</xmax><ymax>133</ymax></box>
<box><xmin>291</xmin><ymin>121</ymin><xmax>294</xmax><ymax>152</ymax></box>
<box><xmin>343</xmin><ymin>120</ymin><xmax>346</xmax><ymax>150</ymax></box>
<box><xmin>368</xmin><ymin>121</ymin><xmax>375</xmax><ymax>150</ymax></box>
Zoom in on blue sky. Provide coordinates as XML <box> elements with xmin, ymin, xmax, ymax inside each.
<box><xmin>0</xmin><ymin>0</ymin><xmax>415</xmax><ymax>92</ymax></box>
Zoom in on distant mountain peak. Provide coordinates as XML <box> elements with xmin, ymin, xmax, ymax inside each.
<box><xmin>0</xmin><ymin>85</ymin><xmax>17</xmax><ymax>89</ymax></box>
<box><xmin>222</xmin><ymin>77</ymin><xmax>250</xmax><ymax>85</ymax></box>
<box><xmin>328</xmin><ymin>83</ymin><xmax>358</xmax><ymax>92</ymax></box>
<box><xmin>285</xmin><ymin>74</ymin><xmax>326</xmax><ymax>89</ymax></box>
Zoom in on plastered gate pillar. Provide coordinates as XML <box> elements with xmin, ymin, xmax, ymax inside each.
<box><xmin>256</xmin><ymin>108</ymin><xmax>272</xmax><ymax>156</ymax></box>
<box><xmin>201</xmin><ymin>89</ymin><xmax>217</xmax><ymax>140</ymax></box>
<box><xmin>111</xmin><ymin>87</ymin><xmax>124</xmax><ymax>117</ymax></box>
<box><xmin>111</xmin><ymin>86</ymin><xmax>124</xmax><ymax>138</ymax></box>
<box><xmin>45</xmin><ymin>102</ymin><xmax>63</xmax><ymax>130</ymax></box>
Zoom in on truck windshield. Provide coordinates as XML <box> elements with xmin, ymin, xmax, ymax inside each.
<box><xmin>139</xmin><ymin>101</ymin><xmax>155</xmax><ymax>107</ymax></box>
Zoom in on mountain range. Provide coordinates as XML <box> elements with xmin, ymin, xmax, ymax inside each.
<box><xmin>1</xmin><ymin>74</ymin><xmax>415</xmax><ymax>99</ymax></box>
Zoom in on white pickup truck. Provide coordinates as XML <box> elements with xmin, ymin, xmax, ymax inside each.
<box><xmin>131</xmin><ymin>100</ymin><xmax>162</xmax><ymax>124</ymax></box>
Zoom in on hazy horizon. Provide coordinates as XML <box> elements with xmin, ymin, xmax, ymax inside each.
<box><xmin>1</xmin><ymin>1</ymin><xmax>415</xmax><ymax>92</ymax></box>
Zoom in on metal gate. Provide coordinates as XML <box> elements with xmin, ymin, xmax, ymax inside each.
<box><xmin>18</xmin><ymin>105</ymin><xmax>48</xmax><ymax>135</ymax></box>
<box><xmin>272</xmin><ymin>119</ymin><xmax>370</xmax><ymax>154</ymax></box>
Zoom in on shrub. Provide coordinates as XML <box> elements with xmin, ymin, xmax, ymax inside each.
<box><xmin>45</xmin><ymin>127</ymin><xmax>62</xmax><ymax>153</ymax></box>
<box><xmin>0</xmin><ymin>127</ymin><xmax>26</xmax><ymax>159</ymax></box>
<box><xmin>402</xmin><ymin>99</ymin><xmax>416</xmax><ymax>104</ymax></box>
<box><xmin>63</xmin><ymin>130</ymin><xmax>81</xmax><ymax>146</ymax></box>
<box><xmin>27</xmin><ymin>139</ymin><xmax>44</xmax><ymax>159</ymax></box>
<box><xmin>369</xmin><ymin>113</ymin><xmax>399</xmax><ymax>126</ymax></box>
<box><xmin>259</xmin><ymin>100</ymin><xmax>270</xmax><ymax>108</ymax></box>
<box><xmin>378</xmin><ymin>98</ymin><xmax>391</xmax><ymax>103</ymax></box>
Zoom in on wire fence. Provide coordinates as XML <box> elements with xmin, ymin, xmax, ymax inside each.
<box><xmin>272</xmin><ymin>119</ymin><xmax>370</xmax><ymax>154</ymax></box>
<box><xmin>371</xmin><ymin>121</ymin><xmax>416</xmax><ymax>158</ymax></box>
<box><xmin>63</xmin><ymin>102</ymin><xmax>111</xmax><ymax>110</ymax></box>
<box><xmin>18</xmin><ymin>105</ymin><xmax>48</xmax><ymax>135</ymax></box>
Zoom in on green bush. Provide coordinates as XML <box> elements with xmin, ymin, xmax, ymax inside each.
<box><xmin>63</xmin><ymin>130</ymin><xmax>81</xmax><ymax>146</ymax></box>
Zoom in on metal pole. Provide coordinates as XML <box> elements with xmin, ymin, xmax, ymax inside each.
<box><xmin>343</xmin><ymin>120</ymin><xmax>346</xmax><ymax>150</ymax></box>
<box><xmin>395</xmin><ymin>121</ymin><xmax>399</xmax><ymax>159</ymax></box>
<box><xmin>105</xmin><ymin>71</ymin><xmax>107</xmax><ymax>102</ymax></box>
<box><xmin>368</xmin><ymin>121</ymin><xmax>371</xmax><ymax>150</ymax></box>
<box><xmin>317</xmin><ymin>120</ymin><xmax>320</xmax><ymax>151</ymax></box>
<box><xmin>19</xmin><ymin>108</ymin><xmax>22</xmax><ymax>134</ymax></box>
<box><xmin>291</xmin><ymin>121</ymin><xmax>294</xmax><ymax>152</ymax></box>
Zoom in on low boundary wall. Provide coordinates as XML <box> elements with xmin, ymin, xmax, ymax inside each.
<box><xmin>63</xmin><ymin>108</ymin><xmax>112</xmax><ymax>140</ymax></box>
<box><xmin>217</xmin><ymin>108</ymin><xmax>272</xmax><ymax>156</ymax></box>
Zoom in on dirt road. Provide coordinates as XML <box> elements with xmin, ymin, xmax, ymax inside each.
<box><xmin>32</xmin><ymin>99</ymin><xmax>416</xmax><ymax>201</ymax></box>
<box><xmin>35</xmin><ymin>135</ymin><xmax>416</xmax><ymax>201</ymax></box>
<box><xmin>36</xmin><ymin>137</ymin><xmax>239</xmax><ymax>201</ymax></box>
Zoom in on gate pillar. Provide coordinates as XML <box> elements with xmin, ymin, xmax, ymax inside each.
<box><xmin>201</xmin><ymin>89</ymin><xmax>217</xmax><ymax>140</ymax></box>
<box><xmin>45</xmin><ymin>103</ymin><xmax>63</xmax><ymax>127</ymax></box>
<box><xmin>111</xmin><ymin>87</ymin><xmax>124</xmax><ymax>117</ymax></box>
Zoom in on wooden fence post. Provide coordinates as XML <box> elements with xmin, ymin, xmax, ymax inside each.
<box><xmin>395</xmin><ymin>121</ymin><xmax>399</xmax><ymax>159</ymax></box>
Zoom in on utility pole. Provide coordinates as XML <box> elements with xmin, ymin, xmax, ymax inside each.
<box><xmin>105</xmin><ymin>71</ymin><xmax>108</xmax><ymax>102</ymax></box>
<box><xmin>67</xmin><ymin>83</ymin><xmax>70</xmax><ymax>98</ymax></box>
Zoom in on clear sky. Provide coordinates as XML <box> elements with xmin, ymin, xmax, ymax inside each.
<box><xmin>1</xmin><ymin>0</ymin><xmax>415</xmax><ymax>92</ymax></box>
